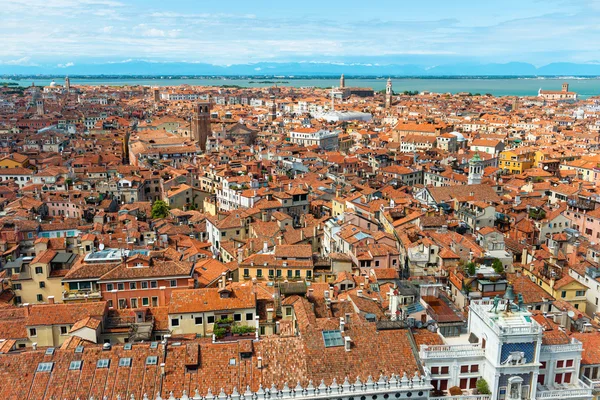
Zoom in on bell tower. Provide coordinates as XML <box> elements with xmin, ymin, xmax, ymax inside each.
<box><xmin>65</xmin><ymin>76</ymin><xmax>70</xmax><ymax>92</ymax></box>
<box><xmin>468</xmin><ymin>152</ymin><xmax>483</xmax><ymax>185</ymax></box>
<box><xmin>385</xmin><ymin>78</ymin><xmax>393</xmax><ymax>109</ymax></box>
<box><xmin>191</xmin><ymin>98</ymin><xmax>211</xmax><ymax>152</ymax></box>
<box><xmin>340</xmin><ymin>74</ymin><xmax>345</xmax><ymax>89</ymax></box>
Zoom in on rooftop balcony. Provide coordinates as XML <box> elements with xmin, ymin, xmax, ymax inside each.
<box><xmin>536</xmin><ymin>379</ymin><xmax>592</xmax><ymax>399</ymax></box>
<box><xmin>580</xmin><ymin>376</ymin><xmax>600</xmax><ymax>392</ymax></box>
<box><xmin>62</xmin><ymin>289</ymin><xmax>102</xmax><ymax>301</ymax></box>
<box><xmin>432</xmin><ymin>396</ymin><xmax>491</xmax><ymax>400</ymax></box>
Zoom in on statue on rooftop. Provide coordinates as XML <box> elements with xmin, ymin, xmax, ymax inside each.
<box><xmin>491</xmin><ymin>295</ymin><xmax>501</xmax><ymax>313</ymax></box>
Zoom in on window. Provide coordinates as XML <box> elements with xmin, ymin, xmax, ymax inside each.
<box><xmin>441</xmin><ymin>366</ymin><xmax>449</xmax><ymax>374</ymax></box>
<box><xmin>306</xmin><ymin>271</ymin><xmax>312</xmax><ymax>279</ymax></box>
<box><xmin>576</xmin><ymin>290</ymin><xmax>585</xmax><ymax>297</ymax></box>
<box><xmin>286</xmin><ymin>307</ymin><xmax>292</xmax><ymax>316</ymax></box>
<box><xmin>195</xmin><ymin>316</ymin><xmax>203</xmax><ymax>325</ymax></box>
<box><xmin>207</xmin><ymin>316</ymin><xmax>215</xmax><ymax>324</ymax></box>
<box><xmin>269</xmin><ymin>269</ymin><xmax>274</xmax><ymax>277</ymax></box>
<box><xmin>107</xmin><ymin>300</ymin><xmax>113</xmax><ymax>308</ymax></box>
<box><xmin>234</xmin><ymin>313</ymin><xmax>241</xmax><ymax>322</ymax></box>
<box><xmin>557</xmin><ymin>360</ymin><xmax>564</xmax><ymax>368</ymax></box>
<box><xmin>37</xmin><ymin>294</ymin><xmax>43</xmax><ymax>302</ymax></box>
<box><xmin>150</xmin><ymin>281</ymin><xmax>158</xmax><ymax>288</ymax></box>
<box><xmin>460</xmin><ymin>365</ymin><xmax>469</xmax><ymax>373</ymax></box>
<box><xmin>75</xmin><ymin>345</ymin><xmax>84</xmax><ymax>353</ymax></box>
<box><xmin>561</xmin><ymin>291</ymin><xmax>567</xmax><ymax>298</ymax></box>
<box><xmin>171</xmin><ymin>318</ymin><xmax>180</xmax><ymax>327</ymax></box>
<box><xmin>130</xmin><ymin>282</ymin><xmax>137</xmax><ymax>290</ymax></box>
<box><xmin>130</xmin><ymin>298</ymin><xmax>138</xmax><ymax>308</ymax></box>
<box><xmin>322</xmin><ymin>330</ymin><xmax>344</xmax><ymax>347</ymax></box>
<box><xmin>566</xmin><ymin>359</ymin><xmax>574</xmax><ymax>368</ymax></box>
<box><xmin>142</xmin><ymin>298</ymin><xmax>149</xmax><ymax>307</ymax></box>
<box><xmin>97</xmin><ymin>359</ymin><xmax>110</xmax><ymax>368</ymax></box>
<box><xmin>15</xmin><ymin>296</ymin><xmax>21</xmax><ymax>304</ymax></box>
<box><xmin>141</xmin><ymin>281</ymin><xmax>148</xmax><ymax>289</ymax></box>
<box><xmin>243</xmin><ymin>269</ymin><xmax>249</xmax><ymax>277</ymax></box>
<box><xmin>117</xmin><ymin>283</ymin><xmax>125</xmax><ymax>291</ymax></box>
<box><xmin>146</xmin><ymin>356</ymin><xmax>158</xmax><ymax>365</ymax></box>
<box><xmin>538</xmin><ymin>374</ymin><xmax>545</xmax><ymax>385</ymax></box>
<box><xmin>69</xmin><ymin>360</ymin><xmax>82</xmax><ymax>370</ymax></box>
<box><xmin>276</xmin><ymin>269</ymin><xmax>282</xmax><ymax>277</ymax></box>
<box><xmin>287</xmin><ymin>270</ymin><xmax>292</xmax><ymax>278</ymax></box>
<box><xmin>37</xmin><ymin>362</ymin><xmax>54</xmax><ymax>372</ymax></box>
<box><xmin>564</xmin><ymin>372</ymin><xmax>572</xmax><ymax>383</ymax></box>
<box><xmin>119</xmin><ymin>358</ymin><xmax>132</xmax><ymax>367</ymax></box>
<box><xmin>257</xmin><ymin>269</ymin><xmax>263</xmax><ymax>278</ymax></box>
<box><xmin>170</xmin><ymin>280</ymin><xmax>177</xmax><ymax>287</ymax></box>
<box><xmin>45</xmin><ymin>347</ymin><xmax>55</xmax><ymax>355</ymax></box>
<box><xmin>118</xmin><ymin>299</ymin><xmax>127</xmax><ymax>309</ymax></box>
<box><xmin>151</xmin><ymin>297</ymin><xmax>158</xmax><ymax>307</ymax></box>
<box><xmin>12</xmin><ymin>283</ymin><xmax>21</xmax><ymax>290</ymax></box>
<box><xmin>39</xmin><ymin>281</ymin><xmax>45</xmax><ymax>288</ymax></box>
<box><xmin>60</xmin><ymin>326</ymin><xmax>68</xmax><ymax>335</ymax></box>
<box><xmin>106</xmin><ymin>283</ymin><xmax>114</xmax><ymax>291</ymax></box>
<box><xmin>431</xmin><ymin>367</ymin><xmax>439</xmax><ymax>375</ymax></box>
<box><xmin>471</xmin><ymin>364</ymin><xmax>479</xmax><ymax>373</ymax></box>
<box><xmin>35</xmin><ymin>267</ymin><xmax>43</xmax><ymax>274</ymax></box>
<box><xmin>246</xmin><ymin>313</ymin><xmax>253</xmax><ymax>321</ymax></box>
<box><xmin>295</xmin><ymin>270</ymin><xmax>301</xmax><ymax>277</ymax></box>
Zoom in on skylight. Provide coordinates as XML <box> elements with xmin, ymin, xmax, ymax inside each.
<box><xmin>69</xmin><ymin>360</ymin><xmax>82</xmax><ymax>370</ymax></box>
<box><xmin>322</xmin><ymin>330</ymin><xmax>344</xmax><ymax>348</ymax></box>
<box><xmin>146</xmin><ymin>356</ymin><xmax>158</xmax><ymax>365</ymax></box>
<box><xmin>119</xmin><ymin>358</ymin><xmax>132</xmax><ymax>367</ymax></box>
<box><xmin>97</xmin><ymin>359</ymin><xmax>110</xmax><ymax>368</ymax></box>
<box><xmin>37</xmin><ymin>362</ymin><xmax>54</xmax><ymax>372</ymax></box>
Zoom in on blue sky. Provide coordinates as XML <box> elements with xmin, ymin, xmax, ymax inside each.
<box><xmin>1</xmin><ymin>0</ymin><xmax>599</xmax><ymax>67</ymax></box>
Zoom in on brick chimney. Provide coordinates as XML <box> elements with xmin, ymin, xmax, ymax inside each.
<box><xmin>47</xmin><ymin>296</ymin><xmax>55</xmax><ymax>305</ymax></box>
<box><xmin>267</xmin><ymin>308</ymin><xmax>274</xmax><ymax>323</ymax></box>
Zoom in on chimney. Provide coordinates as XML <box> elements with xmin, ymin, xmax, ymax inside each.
<box><xmin>220</xmin><ymin>272</ymin><xmax>227</xmax><ymax>289</ymax></box>
<box><xmin>324</xmin><ymin>290</ymin><xmax>330</xmax><ymax>299</ymax></box>
<box><xmin>47</xmin><ymin>296</ymin><xmax>55</xmax><ymax>305</ymax></box>
<box><xmin>300</xmin><ymin>229</ymin><xmax>304</xmax><ymax>241</ymax></box>
<box><xmin>22</xmin><ymin>303</ymin><xmax>30</xmax><ymax>317</ymax></box>
<box><xmin>357</xmin><ymin>289</ymin><xmax>363</xmax><ymax>297</ymax></box>
<box><xmin>307</xmin><ymin>288</ymin><xmax>314</xmax><ymax>299</ymax></box>
<box><xmin>187</xmin><ymin>278</ymin><xmax>195</xmax><ymax>289</ymax></box>
<box><xmin>237</xmin><ymin>247</ymin><xmax>243</xmax><ymax>263</ymax></box>
<box><xmin>32</xmin><ymin>342</ymin><xmax>38</xmax><ymax>350</ymax></box>
<box><xmin>263</xmin><ymin>241</ymin><xmax>268</xmax><ymax>253</ymax></box>
<box><xmin>159</xmin><ymin>286</ymin><xmax>166</xmax><ymax>306</ymax></box>
<box><xmin>267</xmin><ymin>308</ymin><xmax>274</xmax><ymax>323</ymax></box>
<box><xmin>339</xmin><ymin>317</ymin><xmax>345</xmax><ymax>331</ymax></box>
<box><xmin>278</xmin><ymin>235</ymin><xmax>283</xmax><ymax>245</ymax></box>
<box><xmin>344</xmin><ymin>336</ymin><xmax>352</xmax><ymax>352</ymax></box>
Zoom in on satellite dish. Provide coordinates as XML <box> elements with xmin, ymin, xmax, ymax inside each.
<box><xmin>567</xmin><ymin>310</ymin><xmax>575</xmax><ymax>318</ymax></box>
<box><xmin>99</xmin><ymin>243</ymin><xmax>105</xmax><ymax>251</ymax></box>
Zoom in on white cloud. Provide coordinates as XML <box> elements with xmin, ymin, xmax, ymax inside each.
<box><xmin>57</xmin><ymin>62</ymin><xmax>75</xmax><ymax>68</ymax></box>
<box><xmin>0</xmin><ymin>57</ymin><xmax>36</xmax><ymax>66</ymax></box>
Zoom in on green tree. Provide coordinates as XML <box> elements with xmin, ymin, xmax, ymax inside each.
<box><xmin>466</xmin><ymin>261</ymin><xmax>477</xmax><ymax>276</ymax></box>
<box><xmin>492</xmin><ymin>258</ymin><xmax>504</xmax><ymax>274</ymax></box>
<box><xmin>476</xmin><ymin>379</ymin><xmax>491</xmax><ymax>395</ymax></box>
<box><xmin>151</xmin><ymin>200</ymin><xmax>170</xmax><ymax>219</ymax></box>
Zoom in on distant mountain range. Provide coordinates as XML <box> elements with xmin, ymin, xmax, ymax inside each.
<box><xmin>3</xmin><ymin>60</ymin><xmax>600</xmax><ymax>76</ymax></box>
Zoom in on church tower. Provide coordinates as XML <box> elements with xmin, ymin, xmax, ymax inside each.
<box><xmin>191</xmin><ymin>98</ymin><xmax>211</xmax><ymax>152</ymax></box>
<box><xmin>468</xmin><ymin>152</ymin><xmax>483</xmax><ymax>185</ymax></box>
<box><xmin>385</xmin><ymin>78</ymin><xmax>393</xmax><ymax>109</ymax></box>
<box><xmin>64</xmin><ymin>76</ymin><xmax>70</xmax><ymax>92</ymax></box>
<box><xmin>36</xmin><ymin>97</ymin><xmax>44</xmax><ymax>116</ymax></box>
<box><xmin>269</xmin><ymin>95</ymin><xmax>276</xmax><ymax>121</ymax></box>
<box><xmin>340</xmin><ymin>74</ymin><xmax>345</xmax><ymax>89</ymax></box>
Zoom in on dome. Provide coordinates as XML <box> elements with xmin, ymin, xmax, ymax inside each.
<box><xmin>449</xmin><ymin>131</ymin><xmax>466</xmax><ymax>142</ymax></box>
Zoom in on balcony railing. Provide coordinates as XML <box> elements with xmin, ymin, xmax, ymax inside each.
<box><xmin>580</xmin><ymin>375</ymin><xmax>600</xmax><ymax>391</ymax></box>
<box><xmin>420</xmin><ymin>343</ymin><xmax>485</xmax><ymax>359</ymax></box>
<box><xmin>540</xmin><ymin>338</ymin><xmax>582</xmax><ymax>353</ymax></box>
<box><xmin>432</xmin><ymin>396</ymin><xmax>491</xmax><ymax>400</ymax></box>
<box><xmin>536</xmin><ymin>380</ymin><xmax>592</xmax><ymax>399</ymax></box>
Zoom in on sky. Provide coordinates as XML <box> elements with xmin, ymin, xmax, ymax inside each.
<box><xmin>1</xmin><ymin>0</ymin><xmax>600</xmax><ymax>67</ymax></box>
